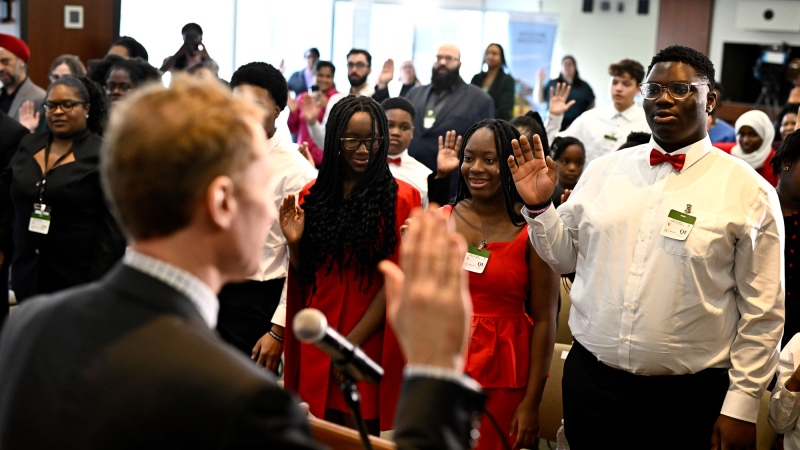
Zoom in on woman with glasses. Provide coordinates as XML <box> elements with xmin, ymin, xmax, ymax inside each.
<box><xmin>18</xmin><ymin>55</ymin><xmax>88</xmax><ymax>133</ymax></box>
<box><xmin>280</xmin><ymin>95</ymin><xmax>420</xmax><ymax>434</ymax></box>
<box><xmin>87</xmin><ymin>55</ymin><xmax>161</xmax><ymax>107</ymax></box>
<box><xmin>0</xmin><ymin>76</ymin><xmax>125</xmax><ymax>302</ymax></box>
<box><xmin>471</xmin><ymin>43</ymin><xmax>515</xmax><ymax>121</ymax></box>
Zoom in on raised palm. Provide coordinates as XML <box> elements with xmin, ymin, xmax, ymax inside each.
<box><xmin>507</xmin><ymin>135</ymin><xmax>557</xmax><ymax>206</ymax></box>
<box><xmin>436</xmin><ymin>130</ymin><xmax>461</xmax><ymax>177</ymax></box>
<box><xmin>279</xmin><ymin>194</ymin><xmax>305</xmax><ymax>244</ymax></box>
<box><xmin>548</xmin><ymin>82</ymin><xmax>576</xmax><ymax>117</ymax></box>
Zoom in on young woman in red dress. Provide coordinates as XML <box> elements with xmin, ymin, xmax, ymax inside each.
<box><xmin>447</xmin><ymin>119</ymin><xmax>559</xmax><ymax>450</ymax></box>
<box><xmin>280</xmin><ymin>95</ymin><xmax>420</xmax><ymax>434</ymax></box>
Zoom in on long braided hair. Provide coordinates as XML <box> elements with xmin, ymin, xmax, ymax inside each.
<box><xmin>453</xmin><ymin>119</ymin><xmax>525</xmax><ymax>226</ymax></box>
<box><xmin>299</xmin><ymin>95</ymin><xmax>398</xmax><ymax>297</ymax></box>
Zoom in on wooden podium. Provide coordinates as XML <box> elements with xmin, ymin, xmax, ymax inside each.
<box><xmin>309</xmin><ymin>416</ymin><xmax>396</xmax><ymax>450</ymax></box>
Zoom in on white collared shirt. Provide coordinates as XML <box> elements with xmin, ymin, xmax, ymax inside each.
<box><xmin>350</xmin><ymin>83</ymin><xmax>375</xmax><ymax>97</ymax></box>
<box><xmin>123</xmin><ymin>250</ymin><xmax>220</xmax><ymax>328</ymax></box>
<box><xmin>769</xmin><ymin>333</ymin><xmax>800</xmax><ymax>450</ymax></box>
<box><xmin>546</xmin><ymin>103</ymin><xmax>651</xmax><ymax>163</ymax></box>
<box><xmin>388</xmin><ymin>149</ymin><xmax>432</xmax><ymax>209</ymax></box>
<box><xmin>525</xmin><ymin>137</ymin><xmax>784</xmax><ymax>423</ymax></box>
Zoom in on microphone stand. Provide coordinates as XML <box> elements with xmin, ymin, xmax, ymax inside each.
<box><xmin>337</xmin><ymin>369</ymin><xmax>374</xmax><ymax>450</ymax></box>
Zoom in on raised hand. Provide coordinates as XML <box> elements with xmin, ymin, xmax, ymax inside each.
<box><xmin>377</xmin><ymin>58</ymin><xmax>395</xmax><ymax>90</ymax></box>
<box><xmin>507</xmin><ymin>134</ymin><xmax>557</xmax><ymax>206</ymax></box>
<box><xmin>548</xmin><ymin>82</ymin><xmax>576</xmax><ymax>117</ymax></box>
<box><xmin>537</xmin><ymin>68</ymin><xmax>547</xmax><ymax>85</ymax></box>
<box><xmin>301</xmin><ymin>95</ymin><xmax>320</xmax><ymax>125</ymax></box>
<box><xmin>560</xmin><ymin>189</ymin><xmax>572</xmax><ymax>205</ymax></box>
<box><xmin>287</xmin><ymin>95</ymin><xmax>298</xmax><ymax>114</ymax></box>
<box><xmin>17</xmin><ymin>100</ymin><xmax>39</xmax><ymax>132</ymax></box>
<box><xmin>298</xmin><ymin>141</ymin><xmax>315</xmax><ymax>167</ymax></box>
<box><xmin>279</xmin><ymin>194</ymin><xmax>305</xmax><ymax>244</ymax></box>
<box><xmin>436</xmin><ymin>130</ymin><xmax>461</xmax><ymax>178</ymax></box>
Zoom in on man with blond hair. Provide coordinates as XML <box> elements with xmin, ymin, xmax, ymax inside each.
<box><xmin>0</xmin><ymin>74</ymin><xmax>486</xmax><ymax>449</ymax></box>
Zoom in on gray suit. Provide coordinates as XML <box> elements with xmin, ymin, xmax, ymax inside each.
<box><xmin>6</xmin><ymin>77</ymin><xmax>45</xmax><ymax>123</ymax></box>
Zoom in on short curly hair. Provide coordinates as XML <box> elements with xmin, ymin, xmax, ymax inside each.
<box><xmin>609</xmin><ymin>59</ymin><xmax>645</xmax><ymax>84</ymax></box>
<box><xmin>229</xmin><ymin>62</ymin><xmax>289</xmax><ymax>111</ymax></box>
<box><xmin>381</xmin><ymin>96</ymin><xmax>416</xmax><ymax>120</ymax></box>
<box><xmin>647</xmin><ymin>45</ymin><xmax>715</xmax><ymax>89</ymax></box>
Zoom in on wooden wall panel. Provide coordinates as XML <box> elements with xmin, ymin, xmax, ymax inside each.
<box><xmin>656</xmin><ymin>0</ymin><xmax>714</xmax><ymax>54</ymax></box>
<box><xmin>21</xmin><ymin>0</ymin><xmax>119</xmax><ymax>87</ymax></box>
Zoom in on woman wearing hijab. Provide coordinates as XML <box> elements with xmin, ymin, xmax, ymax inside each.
<box><xmin>717</xmin><ymin>110</ymin><xmax>778</xmax><ymax>186</ymax></box>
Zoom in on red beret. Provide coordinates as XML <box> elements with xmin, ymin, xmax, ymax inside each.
<box><xmin>0</xmin><ymin>34</ymin><xmax>30</xmax><ymax>63</ymax></box>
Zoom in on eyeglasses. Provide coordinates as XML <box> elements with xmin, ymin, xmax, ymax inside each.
<box><xmin>340</xmin><ymin>137</ymin><xmax>383</xmax><ymax>151</ymax></box>
<box><xmin>639</xmin><ymin>82</ymin><xmax>709</xmax><ymax>100</ymax></box>
<box><xmin>434</xmin><ymin>55</ymin><xmax>459</xmax><ymax>63</ymax></box>
<box><xmin>43</xmin><ymin>100</ymin><xmax>86</xmax><ymax>113</ymax></box>
<box><xmin>105</xmin><ymin>82</ymin><xmax>133</xmax><ymax>94</ymax></box>
<box><xmin>347</xmin><ymin>62</ymin><xmax>369</xmax><ymax>70</ymax></box>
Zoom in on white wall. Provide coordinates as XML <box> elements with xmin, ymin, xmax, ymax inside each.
<box><xmin>538</xmin><ymin>0</ymin><xmax>660</xmax><ymax>109</ymax></box>
<box><xmin>708</xmin><ymin>0</ymin><xmax>800</xmax><ymax>72</ymax></box>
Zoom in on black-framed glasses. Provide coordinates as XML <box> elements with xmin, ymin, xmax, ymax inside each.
<box><xmin>347</xmin><ymin>62</ymin><xmax>369</xmax><ymax>69</ymax></box>
<box><xmin>639</xmin><ymin>82</ymin><xmax>709</xmax><ymax>100</ymax></box>
<box><xmin>43</xmin><ymin>100</ymin><xmax>86</xmax><ymax>113</ymax></box>
<box><xmin>340</xmin><ymin>137</ymin><xmax>383</xmax><ymax>151</ymax></box>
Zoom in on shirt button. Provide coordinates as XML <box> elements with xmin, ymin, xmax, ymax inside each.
<box><xmin>661</xmin><ymin>175</ymin><xmax>666</xmax><ymax>179</ymax></box>
<box><xmin>34</xmin><ymin>249</ymin><xmax>39</xmax><ymax>255</ymax></box>
<box><xmin>632</xmin><ymin>269</ymin><xmax>638</xmax><ymax>275</ymax></box>
<box><xmin>649</xmin><ymin>204</ymin><xmax>655</xmax><ymax>209</ymax></box>
<box><xmin>621</xmin><ymin>337</ymin><xmax>628</xmax><ymax>343</ymax></box>
<box><xmin>626</xmin><ymin>303</ymin><xmax>632</xmax><ymax>309</ymax></box>
<box><xmin>640</xmin><ymin>235</ymin><xmax>646</xmax><ymax>241</ymax></box>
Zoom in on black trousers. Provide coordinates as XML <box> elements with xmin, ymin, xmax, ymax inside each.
<box><xmin>562</xmin><ymin>340</ymin><xmax>729</xmax><ymax>450</ymax></box>
<box><xmin>216</xmin><ymin>277</ymin><xmax>285</xmax><ymax>356</ymax></box>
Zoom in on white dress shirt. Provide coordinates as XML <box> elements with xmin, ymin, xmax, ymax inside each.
<box><xmin>546</xmin><ymin>103</ymin><xmax>650</xmax><ymax>163</ymax></box>
<box><xmin>525</xmin><ymin>137</ymin><xmax>784</xmax><ymax>423</ymax></box>
<box><xmin>769</xmin><ymin>333</ymin><xmax>800</xmax><ymax>450</ymax></box>
<box><xmin>388</xmin><ymin>149</ymin><xmax>432</xmax><ymax>209</ymax></box>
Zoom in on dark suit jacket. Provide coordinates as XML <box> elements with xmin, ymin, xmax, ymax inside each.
<box><xmin>404</xmin><ymin>78</ymin><xmax>494</xmax><ymax>194</ymax></box>
<box><xmin>0</xmin><ymin>111</ymin><xmax>28</xmax><ymax>170</ymax></box>
<box><xmin>287</xmin><ymin>69</ymin><xmax>309</xmax><ymax>95</ymax></box>
<box><xmin>0</xmin><ymin>263</ymin><xmax>485</xmax><ymax>449</ymax></box>
<box><xmin>470</xmin><ymin>71</ymin><xmax>515</xmax><ymax>121</ymax></box>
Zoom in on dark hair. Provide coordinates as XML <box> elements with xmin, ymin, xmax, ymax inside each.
<box><xmin>47</xmin><ymin>75</ymin><xmax>108</xmax><ymax>136</ymax></box>
<box><xmin>510</xmin><ymin>110</ymin><xmax>550</xmax><ymax>156</ymax></box>
<box><xmin>617</xmin><ymin>131</ymin><xmax>652</xmax><ymax>150</ymax></box>
<box><xmin>306</xmin><ymin>47</ymin><xmax>320</xmax><ymax>58</ymax></box>
<box><xmin>230</xmin><ymin>62</ymin><xmax>289</xmax><ymax>111</ymax></box>
<box><xmin>88</xmin><ymin>55</ymin><xmax>161</xmax><ymax>89</ymax></box>
<box><xmin>453</xmin><ymin>119</ymin><xmax>525</xmax><ymax>226</ymax></box>
<box><xmin>556</xmin><ymin>55</ymin><xmax>584</xmax><ymax>88</ymax></box>
<box><xmin>316</xmin><ymin>60</ymin><xmax>335</xmax><ymax>76</ymax></box>
<box><xmin>775</xmin><ymin>102</ymin><xmax>800</xmax><ymax>129</ymax></box>
<box><xmin>713</xmin><ymin>80</ymin><xmax>725</xmax><ymax>99</ymax></box>
<box><xmin>647</xmin><ymin>45</ymin><xmax>715</xmax><ymax>89</ymax></box>
<box><xmin>111</xmin><ymin>36</ymin><xmax>149</xmax><ymax>61</ymax></box>
<box><xmin>347</xmin><ymin>48</ymin><xmax>372</xmax><ymax>67</ymax></box>
<box><xmin>299</xmin><ymin>95</ymin><xmax>398</xmax><ymax>296</ymax></box>
<box><xmin>381</xmin><ymin>96</ymin><xmax>416</xmax><ymax>120</ymax></box>
<box><xmin>551</xmin><ymin>136</ymin><xmax>585</xmax><ymax>161</ymax></box>
<box><xmin>772</xmin><ymin>129</ymin><xmax>800</xmax><ymax>176</ymax></box>
<box><xmin>49</xmin><ymin>54</ymin><xmax>87</xmax><ymax>78</ymax></box>
<box><xmin>181</xmin><ymin>23</ymin><xmax>203</xmax><ymax>36</ymax></box>
<box><xmin>609</xmin><ymin>59</ymin><xmax>645</xmax><ymax>84</ymax></box>
<box><xmin>485</xmin><ymin>43</ymin><xmax>507</xmax><ymax>68</ymax></box>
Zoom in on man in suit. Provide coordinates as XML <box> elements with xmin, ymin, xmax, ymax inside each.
<box><xmin>403</xmin><ymin>44</ymin><xmax>494</xmax><ymax>196</ymax></box>
<box><xmin>0</xmin><ymin>74</ymin><xmax>485</xmax><ymax>449</ymax></box>
<box><xmin>0</xmin><ymin>110</ymin><xmax>27</xmax><ymax>328</ymax></box>
<box><xmin>0</xmin><ymin>34</ymin><xmax>45</xmax><ymax>123</ymax></box>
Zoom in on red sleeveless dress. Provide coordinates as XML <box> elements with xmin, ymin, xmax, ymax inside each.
<box><xmin>284</xmin><ymin>179</ymin><xmax>420</xmax><ymax>431</ymax></box>
<box><xmin>445</xmin><ymin>205</ymin><xmax>533</xmax><ymax>450</ymax></box>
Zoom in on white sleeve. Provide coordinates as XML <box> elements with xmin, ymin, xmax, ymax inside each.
<box><xmin>770</xmin><ymin>335</ymin><xmax>800</xmax><ymax>433</ymax></box>
<box><xmin>271</xmin><ymin>281</ymin><xmax>288</xmax><ymax>327</ymax></box>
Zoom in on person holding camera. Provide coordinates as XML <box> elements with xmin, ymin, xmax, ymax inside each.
<box><xmin>159</xmin><ymin>23</ymin><xmax>218</xmax><ymax>75</ymax></box>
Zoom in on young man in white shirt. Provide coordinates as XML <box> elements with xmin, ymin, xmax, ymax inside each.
<box><xmin>219</xmin><ymin>62</ymin><xmax>317</xmax><ymax>372</ymax></box>
<box><xmin>545</xmin><ymin>59</ymin><xmax>650</xmax><ymax>164</ymax></box>
<box><xmin>511</xmin><ymin>45</ymin><xmax>783</xmax><ymax>450</ymax></box>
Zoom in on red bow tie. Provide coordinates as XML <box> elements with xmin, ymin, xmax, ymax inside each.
<box><xmin>388</xmin><ymin>157</ymin><xmax>402</xmax><ymax>166</ymax></box>
<box><xmin>649</xmin><ymin>149</ymin><xmax>686</xmax><ymax>172</ymax></box>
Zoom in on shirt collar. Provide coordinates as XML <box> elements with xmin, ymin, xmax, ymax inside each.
<box><xmin>389</xmin><ymin>149</ymin><xmax>408</xmax><ymax>160</ymax></box>
<box><xmin>607</xmin><ymin>103</ymin><xmax>641</xmax><ymax>121</ymax></box>
<box><xmin>649</xmin><ymin>135</ymin><xmax>712</xmax><ymax>173</ymax></box>
<box><xmin>123</xmin><ymin>249</ymin><xmax>219</xmax><ymax>328</ymax></box>
<box><xmin>265</xmin><ymin>131</ymin><xmax>281</xmax><ymax>154</ymax></box>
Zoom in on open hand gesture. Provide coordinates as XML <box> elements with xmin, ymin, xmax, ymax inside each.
<box><xmin>279</xmin><ymin>194</ymin><xmax>305</xmax><ymax>244</ymax></box>
<box><xmin>507</xmin><ymin>135</ymin><xmax>557</xmax><ymax>206</ymax></box>
<box><xmin>377</xmin><ymin>58</ymin><xmax>395</xmax><ymax>90</ymax></box>
<box><xmin>301</xmin><ymin>95</ymin><xmax>320</xmax><ymax>125</ymax></box>
<box><xmin>18</xmin><ymin>100</ymin><xmax>39</xmax><ymax>132</ymax></box>
<box><xmin>436</xmin><ymin>130</ymin><xmax>461</xmax><ymax>178</ymax></box>
<box><xmin>548</xmin><ymin>82</ymin><xmax>576</xmax><ymax>116</ymax></box>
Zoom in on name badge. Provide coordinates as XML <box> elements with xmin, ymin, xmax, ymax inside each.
<box><xmin>29</xmin><ymin>203</ymin><xmax>52</xmax><ymax>235</ymax></box>
<box><xmin>601</xmin><ymin>133</ymin><xmax>618</xmax><ymax>153</ymax></box>
<box><xmin>423</xmin><ymin>110</ymin><xmax>436</xmax><ymax>129</ymax></box>
<box><xmin>660</xmin><ymin>209</ymin><xmax>695</xmax><ymax>241</ymax></box>
<box><xmin>462</xmin><ymin>246</ymin><xmax>490</xmax><ymax>274</ymax></box>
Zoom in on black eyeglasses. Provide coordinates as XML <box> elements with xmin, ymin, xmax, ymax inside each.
<box><xmin>347</xmin><ymin>62</ymin><xmax>369</xmax><ymax>70</ymax></box>
<box><xmin>43</xmin><ymin>100</ymin><xmax>86</xmax><ymax>113</ymax></box>
<box><xmin>639</xmin><ymin>82</ymin><xmax>709</xmax><ymax>100</ymax></box>
<box><xmin>340</xmin><ymin>137</ymin><xmax>383</xmax><ymax>151</ymax></box>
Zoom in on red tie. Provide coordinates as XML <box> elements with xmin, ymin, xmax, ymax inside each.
<box><xmin>649</xmin><ymin>149</ymin><xmax>686</xmax><ymax>172</ymax></box>
<box><xmin>388</xmin><ymin>157</ymin><xmax>402</xmax><ymax>166</ymax></box>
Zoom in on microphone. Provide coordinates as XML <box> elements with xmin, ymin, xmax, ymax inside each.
<box><xmin>293</xmin><ymin>308</ymin><xmax>384</xmax><ymax>384</ymax></box>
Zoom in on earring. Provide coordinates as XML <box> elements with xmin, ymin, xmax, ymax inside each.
<box><xmin>85</xmin><ymin>114</ymin><xmax>89</xmax><ymax>118</ymax></box>
<box><xmin>785</xmin><ymin>166</ymin><xmax>791</xmax><ymax>171</ymax></box>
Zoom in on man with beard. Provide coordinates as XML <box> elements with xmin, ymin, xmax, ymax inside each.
<box><xmin>0</xmin><ymin>34</ymin><xmax>45</xmax><ymax>123</ymax></box>
<box><xmin>347</xmin><ymin>48</ymin><xmax>374</xmax><ymax>97</ymax></box>
<box><xmin>403</xmin><ymin>44</ymin><xmax>494</xmax><ymax>195</ymax></box>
